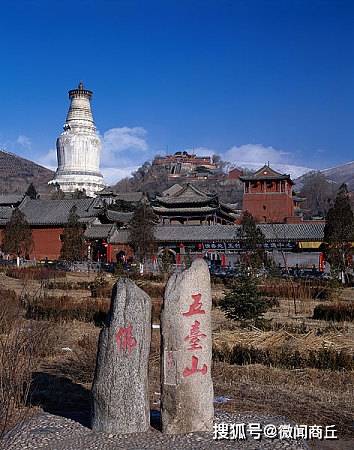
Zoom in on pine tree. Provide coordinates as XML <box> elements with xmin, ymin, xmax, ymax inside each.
<box><xmin>60</xmin><ymin>206</ymin><xmax>86</xmax><ymax>261</ymax></box>
<box><xmin>324</xmin><ymin>184</ymin><xmax>354</xmax><ymax>283</ymax></box>
<box><xmin>219</xmin><ymin>272</ymin><xmax>271</xmax><ymax>323</ymax></box>
<box><xmin>71</xmin><ymin>189</ymin><xmax>87</xmax><ymax>199</ymax></box>
<box><xmin>25</xmin><ymin>182</ymin><xmax>38</xmax><ymax>199</ymax></box>
<box><xmin>238</xmin><ymin>211</ymin><xmax>265</xmax><ymax>271</ymax></box>
<box><xmin>2</xmin><ymin>209</ymin><xmax>33</xmax><ymax>258</ymax></box>
<box><xmin>128</xmin><ymin>202</ymin><xmax>158</xmax><ymax>263</ymax></box>
<box><xmin>50</xmin><ymin>183</ymin><xmax>65</xmax><ymax>200</ymax></box>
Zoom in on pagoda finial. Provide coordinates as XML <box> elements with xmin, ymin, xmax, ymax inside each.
<box><xmin>68</xmin><ymin>81</ymin><xmax>92</xmax><ymax>99</ymax></box>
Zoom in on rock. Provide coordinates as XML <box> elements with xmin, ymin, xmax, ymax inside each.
<box><xmin>91</xmin><ymin>278</ymin><xmax>151</xmax><ymax>434</ymax></box>
<box><xmin>161</xmin><ymin>259</ymin><xmax>214</xmax><ymax>434</ymax></box>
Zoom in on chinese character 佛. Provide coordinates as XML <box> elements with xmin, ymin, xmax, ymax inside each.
<box><xmin>184</xmin><ymin>320</ymin><xmax>206</xmax><ymax>350</ymax></box>
<box><xmin>115</xmin><ymin>324</ymin><xmax>137</xmax><ymax>354</ymax></box>
<box><xmin>182</xmin><ymin>293</ymin><xmax>205</xmax><ymax>316</ymax></box>
<box><xmin>183</xmin><ymin>355</ymin><xmax>207</xmax><ymax>377</ymax></box>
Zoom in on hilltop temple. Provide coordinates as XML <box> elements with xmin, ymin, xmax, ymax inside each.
<box><xmin>49</xmin><ymin>82</ymin><xmax>105</xmax><ymax>197</ymax></box>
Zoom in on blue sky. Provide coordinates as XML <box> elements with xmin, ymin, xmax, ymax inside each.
<box><xmin>0</xmin><ymin>0</ymin><xmax>353</xmax><ymax>183</ymax></box>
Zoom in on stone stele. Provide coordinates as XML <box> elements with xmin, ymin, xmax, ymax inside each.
<box><xmin>91</xmin><ymin>278</ymin><xmax>151</xmax><ymax>434</ymax></box>
<box><xmin>161</xmin><ymin>259</ymin><xmax>214</xmax><ymax>434</ymax></box>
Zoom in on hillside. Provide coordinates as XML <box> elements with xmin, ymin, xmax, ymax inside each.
<box><xmin>321</xmin><ymin>161</ymin><xmax>354</xmax><ymax>190</ymax></box>
<box><xmin>112</xmin><ymin>162</ymin><xmax>244</xmax><ymax>204</ymax></box>
<box><xmin>0</xmin><ymin>149</ymin><xmax>54</xmax><ymax>194</ymax></box>
<box><xmin>295</xmin><ymin>161</ymin><xmax>354</xmax><ymax>192</ymax></box>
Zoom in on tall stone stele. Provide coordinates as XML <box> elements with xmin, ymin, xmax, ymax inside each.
<box><xmin>161</xmin><ymin>259</ymin><xmax>214</xmax><ymax>434</ymax></box>
<box><xmin>49</xmin><ymin>82</ymin><xmax>105</xmax><ymax>197</ymax></box>
<box><xmin>91</xmin><ymin>278</ymin><xmax>151</xmax><ymax>434</ymax></box>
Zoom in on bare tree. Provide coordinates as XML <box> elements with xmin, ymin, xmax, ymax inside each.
<box><xmin>299</xmin><ymin>171</ymin><xmax>337</xmax><ymax>218</ymax></box>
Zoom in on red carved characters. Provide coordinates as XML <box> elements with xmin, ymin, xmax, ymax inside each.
<box><xmin>182</xmin><ymin>293</ymin><xmax>208</xmax><ymax>377</ymax></box>
<box><xmin>183</xmin><ymin>355</ymin><xmax>207</xmax><ymax>377</ymax></box>
<box><xmin>182</xmin><ymin>293</ymin><xmax>205</xmax><ymax>316</ymax></box>
<box><xmin>184</xmin><ymin>320</ymin><xmax>206</xmax><ymax>350</ymax></box>
<box><xmin>115</xmin><ymin>324</ymin><xmax>137</xmax><ymax>354</ymax></box>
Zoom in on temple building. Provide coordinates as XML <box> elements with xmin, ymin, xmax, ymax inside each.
<box><xmin>152</xmin><ymin>151</ymin><xmax>219</xmax><ymax>180</ymax></box>
<box><xmin>151</xmin><ymin>183</ymin><xmax>237</xmax><ymax>225</ymax></box>
<box><xmin>240</xmin><ymin>164</ymin><xmax>302</xmax><ymax>223</ymax></box>
<box><xmin>49</xmin><ymin>82</ymin><xmax>105</xmax><ymax>197</ymax></box>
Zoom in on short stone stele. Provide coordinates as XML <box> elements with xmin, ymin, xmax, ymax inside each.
<box><xmin>91</xmin><ymin>278</ymin><xmax>151</xmax><ymax>434</ymax></box>
<box><xmin>161</xmin><ymin>259</ymin><xmax>214</xmax><ymax>434</ymax></box>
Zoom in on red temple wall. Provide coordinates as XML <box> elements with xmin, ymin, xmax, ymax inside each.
<box><xmin>0</xmin><ymin>227</ymin><xmax>64</xmax><ymax>260</ymax></box>
<box><xmin>31</xmin><ymin>228</ymin><xmax>64</xmax><ymax>260</ymax></box>
<box><xmin>242</xmin><ymin>193</ymin><xmax>295</xmax><ymax>223</ymax></box>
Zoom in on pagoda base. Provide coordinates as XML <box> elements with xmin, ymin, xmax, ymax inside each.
<box><xmin>49</xmin><ymin>172</ymin><xmax>105</xmax><ymax>197</ymax></box>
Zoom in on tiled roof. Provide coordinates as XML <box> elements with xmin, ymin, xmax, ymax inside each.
<box><xmin>0</xmin><ymin>206</ymin><xmax>13</xmax><ymax>225</ymax></box>
<box><xmin>161</xmin><ymin>184</ymin><xmax>183</xmax><ymax>197</ymax></box>
<box><xmin>110</xmin><ymin>228</ymin><xmax>130</xmax><ymax>244</ymax></box>
<box><xmin>18</xmin><ymin>197</ymin><xmax>102</xmax><ymax>225</ymax></box>
<box><xmin>115</xmin><ymin>192</ymin><xmax>144</xmax><ymax>202</ymax></box>
<box><xmin>106</xmin><ymin>209</ymin><xmax>134</xmax><ymax>223</ymax></box>
<box><xmin>155</xmin><ymin>183</ymin><xmax>215</xmax><ymax>205</ymax></box>
<box><xmin>0</xmin><ymin>194</ymin><xmax>24</xmax><ymax>206</ymax></box>
<box><xmin>84</xmin><ymin>223</ymin><xmax>116</xmax><ymax>239</ymax></box>
<box><xmin>152</xmin><ymin>206</ymin><xmax>217</xmax><ymax>214</ymax></box>
<box><xmin>110</xmin><ymin>223</ymin><xmax>325</xmax><ymax>244</ymax></box>
<box><xmin>240</xmin><ymin>165</ymin><xmax>292</xmax><ymax>182</ymax></box>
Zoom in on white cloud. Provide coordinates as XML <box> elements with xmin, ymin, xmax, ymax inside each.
<box><xmin>16</xmin><ymin>135</ymin><xmax>31</xmax><ymax>149</ymax></box>
<box><xmin>224</xmin><ymin>144</ymin><xmax>288</xmax><ymax>165</ymax></box>
<box><xmin>182</xmin><ymin>147</ymin><xmax>216</xmax><ymax>158</ymax></box>
<box><xmin>223</xmin><ymin>144</ymin><xmax>312</xmax><ymax>179</ymax></box>
<box><xmin>36</xmin><ymin>148</ymin><xmax>57</xmax><ymax>171</ymax></box>
<box><xmin>101</xmin><ymin>166</ymin><xmax>140</xmax><ymax>185</ymax></box>
<box><xmin>101</xmin><ymin>126</ymin><xmax>148</xmax><ymax>166</ymax></box>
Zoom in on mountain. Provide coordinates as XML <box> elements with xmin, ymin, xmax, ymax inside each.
<box><xmin>0</xmin><ymin>149</ymin><xmax>54</xmax><ymax>194</ymax></box>
<box><xmin>294</xmin><ymin>161</ymin><xmax>354</xmax><ymax>191</ymax></box>
<box><xmin>321</xmin><ymin>161</ymin><xmax>354</xmax><ymax>190</ymax></box>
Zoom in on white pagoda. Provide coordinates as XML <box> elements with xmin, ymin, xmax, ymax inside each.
<box><xmin>49</xmin><ymin>82</ymin><xmax>105</xmax><ymax>196</ymax></box>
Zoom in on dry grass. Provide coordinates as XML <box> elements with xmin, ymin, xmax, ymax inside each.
<box><xmin>259</xmin><ymin>279</ymin><xmax>337</xmax><ymax>301</ymax></box>
<box><xmin>212</xmin><ymin>362</ymin><xmax>354</xmax><ymax>439</ymax></box>
<box><xmin>313</xmin><ymin>302</ymin><xmax>354</xmax><ymax>322</ymax></box>
<box><xmin>213</xmin><ymin>328</ymin><xmax>353</xmax><ymax>355</ymax></box>
<box><xmin>25</xmin><ymin>295</ymin><xmax>110</xmax><ymax>325</ymax></box>
<box><xmin>6</xmin><ymin>267</ymin><xmax>65</xmax><ymax>281</ymax></box>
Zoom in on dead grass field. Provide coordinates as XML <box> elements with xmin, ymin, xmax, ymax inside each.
<box><xmin>0</xmin><ymin>271</ymin><xmax>353</xmax><ymax>445</ymax></box>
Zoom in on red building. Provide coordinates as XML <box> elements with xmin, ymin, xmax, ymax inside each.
<box><xmin>227</xmin><ymin>167</ymin><xmax>243</xmax><ymax>180</ymax></box>
<box><xmin>240</xmin><ymin>164</ymin><xmax>302</xmax><ymax>223</ymax></box>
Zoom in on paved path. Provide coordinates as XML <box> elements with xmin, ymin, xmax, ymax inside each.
<box><xmin>2</xmin><ymin>411</ymin><xmax>310</xmax><ymax>450</ymax></box>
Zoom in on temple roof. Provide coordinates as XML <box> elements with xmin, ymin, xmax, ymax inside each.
<box><xmin>0</xmin><ymin>194</ymin><xmax>25</xmax><ymax>206</ymax></box>
<box><xmin>105</xmin><ymin>209</ymin><xmax>134</xmax><ymax>223</ymax></box>
<box><xmin>0</xmin><ymin>207</ymin><xmax>13</xmax><ymax>225</ymax></box>
<box><xmin>84</xmin><ymin>223</ymin><xmax>117</xmax><ymax>240</ymax></box>
<box><xmin>152</xmin><ymin>206</ymin><xmax>217</xmax><ymax>214</ymax></box>
<box><xmin>240</xmin><ymin>165</ymin><xmax>293</xmax><ymax>182</ymax></box>
<box><xmin>110</xmin><ymin>223</ymin><xmax>325</xmax><ymax>244</ymax></box>
<box><xmin>115</xmin><ymin>192</ymin><xmax>145</xmax><ymax>203</ymax></box>
<box><xmin>16</xmin><ymin>197</ymin><xmax>102</xmax><ymax>226</ymax></box>
<box><xmin>155</xmin><ymin>183</ymin><xmax>215</xmax><ymax>206</ymax></box>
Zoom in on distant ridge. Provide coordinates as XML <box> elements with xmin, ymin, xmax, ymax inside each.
<box><xmin>321</xmin><ymin>161</ymin><xmax>354</xmax><ymax>190</ymax></box>
<box><xmin>0</xmin><ymin>149</ymin><xmax>54</xmax><ymax>194</ymax></box>
<box><xmin>294</xmin><ymin>160</ymin><xmax>354</xmax><ymax>191</ymax></box>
